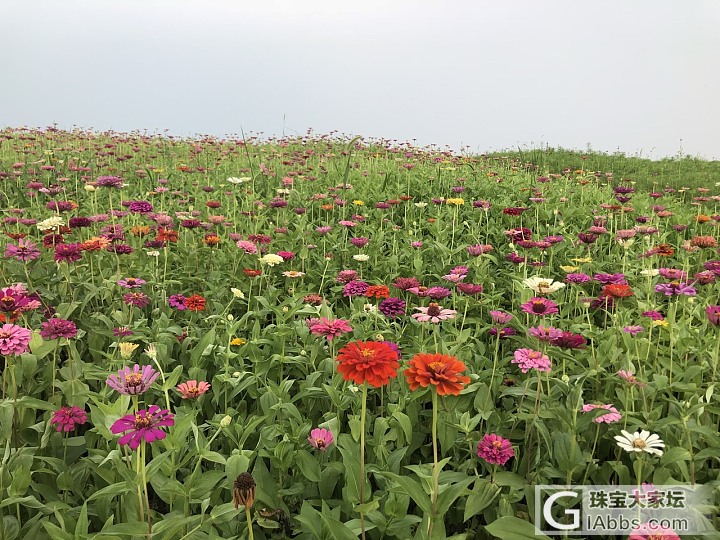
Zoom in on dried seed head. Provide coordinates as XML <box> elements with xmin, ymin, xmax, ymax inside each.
<box><xmin>233</xmin><ymin>472</ymin><xmax>256</xmax><ymax>509</ymax></box>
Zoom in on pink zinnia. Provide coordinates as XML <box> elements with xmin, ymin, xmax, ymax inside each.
<box><xmin>520</xmin><ymin>297</ymin><xmax>559</xmax><ymax>316</ymax></box>
<box><xmin>528</xmin><ymin>325</ymin><xmax>563</xmax><ymax>342</ymax></box>
<box><xmin>581</xmin><ymin>403</ymin><xmax>622</xmax><ymax>423</ymax></box>
<box><xmin>50</xmin><ymin>406</ymin><xmax>87</xmax><ymax>432</ymax></box>
<box><xmin>308</xmin><ymin>428</ymin><xmax>334</xmax><ymax>451</ymax></box>
<box><xmin>106</xmin><ymin>364</ymin><xmax>159</xmax><ymax>395</ymax></box>
<box><xmin>617</xmin><ymin>370</ymin><xmax>646</xmax><ymax>387</ymax></box>
<box><xmin>628</xmin><ymin>523</ymin><xmax>681</xmax><ymax>540</ymax></box>
<box><xmin>177</xmin><ymin>380</ymin><xmax>211</xmax><ymax>399</ymax></box>
<box><xmin>0</xmin><ymin>323</ymin><xmax>31</xmax><ymax>355</ymax></box>
<box><xmin>489</xmin><ymin>310</ymin><xmax>513</xmax><ymax>324</ymax></box>
<box><xmin>512</xmin><ymin>348</ymin><xmax>551</xmax><ymax>373</ymax></box>
<box><xmin>277</xmin><ymin>251</ymin><xmax>295</xmax><ymax>261</ymax></box>
<box><xmin>236</xmin><ymin>240</ymin><xmax>259</xmax><ymax>254</ymax></box>
<box><xmin>110</xmin><ymin>405</ymin><xmax>175</xmax><ymax>450</ymax></box>
<box><xmin>123</xmin><ymin>292</ymin><xmax>150</xmax><ymax>308</ymax></box>
<box><xmin>706</xmin><ymin>305</ymin><xmax>720</xmax><ymax>326</ymax></box>
<box><xmin>306</xmin><ymin>317</ymin><xmax>352</xmax><ymax>341</ymax></box>
<box><xmin>412</xmin><ymin>303</ymin><xmax>456</xmax><ymax>323</ymax></box>
<box><xmin>476</xmin><ymin>434</ymin><xmax>515</xmax><ymax>465</ymax></box>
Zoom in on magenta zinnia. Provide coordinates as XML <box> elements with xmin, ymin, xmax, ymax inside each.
<box><xmin>110</xmin><ymin>405</ymin><xmax>174</xmax><ymax>450</ymax></box>
<box><xmin>106</xmin><ymin>364</ymin><xmax>159</xmax><ymax>395</ymax></box>
<box><xmin>308</xmin><ymin>428</ymin><xmax>334</xmax><ymax>451</ymax></box>
<box><xmin>582</xmin><ymin>403</ymin><xmax>622</xmax><ymax>424</ymax></box>
<box><xmin>476</xmin><ymin>434</ymin><xmax>515</xmax><ymax>465</ymax></box>
<box><xmin>50</xmin><ymin>406</ymin><xmax>87</xmax><ymax>432</ymax></box>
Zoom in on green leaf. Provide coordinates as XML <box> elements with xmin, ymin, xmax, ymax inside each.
<box><xmin>463</xmin><ymin>479</ymin><xmax>500</xmax><ymax>521</ymax></box>
<box><xmin>436</xmin><ymin>476</ymin><xmax>474</xmax><ymax>515</ymax></box>
<box><xmin>75</xmin><ymin>501</ymin><xmax>89</xmax><ymax>538</ymax></box>
<box><xmin>295</xmin><ymin>449</ymin><xmax>321</xmax><ymax>482</ymax></box>
<box><xmin>190</xmin><ymin>328</ymin><xmax>216</xmax><ymax>365</ymax></box>
<box><xmin>485</xmin><ymin>516</ymin><xmax>551</xmax><ymax>540</ymax></box>
<box><xmin>379</xmin><ymin>472</ymin><xmax>431</xmax><ymax>515</ymax></box>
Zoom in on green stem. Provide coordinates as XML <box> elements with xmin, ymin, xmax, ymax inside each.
<box><xmin>359</xmin><ymin>383</ymin><xmax>367</xmax><ymax>540</ymax></box>
<box><xmin>429</xmin><ymin>390</ymin><xmax>440</xmax><ymax>537</ymax></box>
<box><xmin>245</xmin><ymin>506</ymin><xmax>254</xmax><ymax>540</ymax></box>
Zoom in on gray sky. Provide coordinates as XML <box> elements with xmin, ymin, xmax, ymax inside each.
<box><xmin>2</xmin><ymin>0</ymin><xmax>719</xmax><ymax>159</ymax></box>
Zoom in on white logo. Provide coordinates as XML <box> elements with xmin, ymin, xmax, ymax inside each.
<box><xmin>543</xmin><ymin>490</ymin><xmax>581</xmax><ymax>530</ymax></box>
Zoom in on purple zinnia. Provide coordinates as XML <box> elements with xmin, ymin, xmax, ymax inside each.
<box><xmin>565</xmin><ymin>273</ymin><xmax>591</xmax><ymax>284</ymax></box>
<box><xmin>39</xmin><ymin>318</ymin><xmax>78</xmax><ymax>340</ymax></box>
<box><xmin>520</xmin><ymin>297</ymin><xmax>559</xmax><ymax>316</ymax></box>
<box><xmin>378</xmin><ymin>297</ymin><xmax>406</xmax><ymax>318</ymax></box>
<box><xmin>528</xmin><ymin>325</ymin><xmax>563</xmax><ymax>342</ymax></box>
<box><xmin>94</xmin><ymin>176</ymin><xmax>124</xmax><ymax>188</ymax></box>
<box><xmin>4</xmin><ymin>239</ymin><xmax>41</xmax><ymax>261</ymax></box>
<box><xmin>654</xmin><ymin>282</ymin><xmax>696</xmax><ymax>296</ymax></box>
<box><xmin>128</xmin><ymin>201</ymin><xmax>153</xmax><ymax>214</ymax></box>
<box><xmin>106</xmin><ymin>364</ymin><xmax>159</xmax><ymax>395</ymax></box>
<box><xmin>54</xmin><ymin>243</ymin><xmax>83</xmax><ymax>263</ymax></box>
<box><xmin>594</xmin><ymin>273</ymin><xmax>628</xmax><ymax>285</ymax></box>
<box><xmin>168</xmin><ymin>294</ymin><xmax>187</xmax><ymax>310</ymax></box>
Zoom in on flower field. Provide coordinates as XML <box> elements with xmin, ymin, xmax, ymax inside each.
<box><xmin>0</xmin><ymin>127</ymin><xmax>719</xmax><ymax>539</ymax></box>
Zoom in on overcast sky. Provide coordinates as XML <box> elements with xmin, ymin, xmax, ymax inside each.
<box><xmin>2</xmin><ymin>1</ymin><xmax>719</xmax><ymax>159</ymax></box>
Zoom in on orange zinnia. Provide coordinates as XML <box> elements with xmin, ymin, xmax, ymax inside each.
<box><xmin>404</xmin><ymin>353</ymin><xmax>470</xmax><ymax>396</ymax></box>
<box><xmin>336</xmin><ymin>341</ymin><xmax>400</xmax><ymax>388</ymax></box>
<box><xmin>365</xmin><ymin>285</ymin><xmax>390</xmax><ymax>299</ymax></box>
<box><xmin>601</xmin><ymin>284</ymin><xmax>634</xmax><ymax>298</ymax></box>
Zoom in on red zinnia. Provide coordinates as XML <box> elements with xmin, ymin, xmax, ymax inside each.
<box><xmin>602</xmin><ymin>284</ymin><xmax>634</xmax><ymax>298</ymax></box>
<box><xmin>156</xmin><ymin>228</ymin><xmax>179</xmax><ymax>242</ymax></box>
<box><xmin>365</xmin><ymin>285</ymin><xmax>390</xmax><ymax>299</ymax></box>
<box><xmin>243</xmin><ymin>269</ymin><xmax>262</xmax><ymax>277</ymax></box>
<box><xmin>184</xmin><ymin>294</ymin><xmax>206</xmax><ymax>311</ymax></box>
<box><xmin>404</xmin><ymin>353</ymin><xmax>471</xmax><ymax>396</ymax></box>
<box><xmin>336</xmin><ymin>340</ymin><xmax>400</xmax><ymax>387</ymax></box>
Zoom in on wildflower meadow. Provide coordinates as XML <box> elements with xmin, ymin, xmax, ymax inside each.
<box><xmin>0</xmin><ymin>127</ymin><xmax>719</xmax><ymax>539</ymax></box>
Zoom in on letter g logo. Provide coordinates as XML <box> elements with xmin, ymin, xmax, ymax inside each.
<box><xmin>543</xmin><ymin>490</ymin><xmax>580</xmax><ymax>530</ymax></box>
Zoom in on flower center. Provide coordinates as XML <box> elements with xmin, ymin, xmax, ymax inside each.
<box><xmin>428</xmin><ymin>361</ymin><xmax>445</xmax><ymax>374</ymax></box>
<box><xmin>538</xmin><ymin>281</ymin><xmax>550</xmax><ymax>289</ymax></box>
<box><xmin>532</xmin><ymin>300</ymin><xmax>546</xmax><ymax>313</ymax></box>
<box><xmin>426</xmin><ymin>303</ymin><xmax>441</xmax><ymax>317</ymax></box>
<box><xmin>491</xmin><ymin>440</ymin><xmax>503</xmax><ymax>450</ymax></box>
<box><xmin>359</xmin><ymin>348</ymin><xmax>375</xmax><ymax>358</ymax></box>
<box><xmin>134</xmin><ymin>413</ymin><xmax>152</xmax><ymax>429</ymax></box>
<box><xmin>126</xmin><ymin>373</ymin><xmax>143</xmax><ymax>387</ymax></box>
<box><xmin>632</xmin><ymin>438</ymin><xmax>647</xmax><ymax>449</ymax></box>
<box><xmin>0</xmin><ymin>330</ymin><xmax>10</xmax><ymax>339</ymax></box>
<box><xmin>315</xmin><ymin>438</ymin><xmax>326</xmax><ymax>449</ymax></box>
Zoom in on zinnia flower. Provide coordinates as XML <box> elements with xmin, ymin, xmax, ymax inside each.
<box><xmin>336</xmin><ymin>340</ymin><xmax>400</xmax><ymax>387</ymax></box>
<box><xmin>378</xmin><ymin>297</ymin><xmax>406</xmax><ymax>318</ymax></box>
<box><xmin>259</xmin><ymin>254</ymin><xmax>284</xmax><ymax>266</ymax></box>
<box><xmin>614</xmin><ymin>429</ymin><xmax>664</xmax><ymax>456</ymax></box>
<box><xmin>307</xmin><ymin>428</ymin><xmax>334</xmax><ymax>451</ymax></box>
<box><xmin>628</xmin><ymin>523</ymin><xmax>680</xmax><ymax>540</ymax></box>
<box><xmin>106</xmin><ymin>364</ymin><xmax>159</xmax><ymax>395</ymax></box>
<box><xmin>404</xmin><ymin>352</ymin><xmax>470</xmax><ymax>395</ymax></box>
<box><xmin>306</xmin><ymin>317</ymin><xmax>352</xmax><ymax>341</ymax></box>
<box><xmin>706</xmin><ymin>305</ymin><xmax>720</xmax><ymax>326</ymax></box>
<box><xmin>582</xmin><ymin>403</ymin><xmax>622</xmax><ymax>423</ymax></box>
<box><xmin>39</xmin><ymin>318</ymin><xmax>78</xmax><ymax>340</ymax></box>
<box><xmin>412</xmin><ymin>303</ymin><xmax>456</xmax><ymax>323</ymax></box>
<box><xmin>233</xmin><ymin>472</ymin><xmax>256</xmax><ymax>509</ymax></box>
<box><xmin>50</xmin><ymin>406</ymin><xmax>87</xmax><ymax>432</ymax></box>
<box><xmin>4</xmin><ymin>239</ymin><xmax>41</xmax><ymax>261</ymax></box>
<box><xmin>0</xmin><ymin>323</ymin><xmax>31</xmax><ymax>355</ymax></box>
<box><xmin>123</xmin><ymin>292</ymin><xmax>150</xmax><ymax>308</ymax></box>
<box><xmin>512</xmin><ymin>348</ymin><xmax>551</xmax><ymax>373</ymax></box>
<box><xmin>476</xmin><ymin>434</ymin><xmax>515</xmax><ymax>465</ymax></box>
<box><xmin>520</xmin><ymin>298</ymin><xmax>559</xmax><ymax>316</ymax></box>
<box><xmin>110</xmin><ymin>405</ymin><xmax>174</xmax><ymax>450</ymax></box>
<box><xmin>523</xmin><ymin>277</ymin><xmax>565</xmax><ymax>295</ymax></box>
<box><xmin>177</xmin><ymin>380</ymin><xmax>211</xmax><ymax>399</ymax></box>
<box><xmin>184</xmin><ymin>294</ymin><xmax>206</xmax><ymax>311</ymax></box>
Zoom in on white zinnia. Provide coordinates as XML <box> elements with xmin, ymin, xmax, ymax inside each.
<box><xmin>227</xmin><ymin>177</ymin><xmax>251</xmax><ymax>185</ymax></box>
<box><xmin>259</xmin><ymin>254</ymin><xmax>284</xmax><ymax>266</ymax></box>
<box><xmin>523</xmin><ymin>277</ymin><xmax>566</xmax><ymax>295</ymax></box>
<box><xmin>353</xmin><ymin>254</ymin><xmax>370</xmax><ymax>262</ymax></box>
<box><xmin>614</xmin><ymin>430</ymin><xmax>664</xmax><ymax>456</ymax></box>
<box><xmin>36</xmin><ymin>216</ymin><xmax>65</xmax><ymax>232</ymax></box>
<box><xmin>230</xmin><ymin>288</ymin><xmax>245</xmax><ymax>299</ymax></box>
